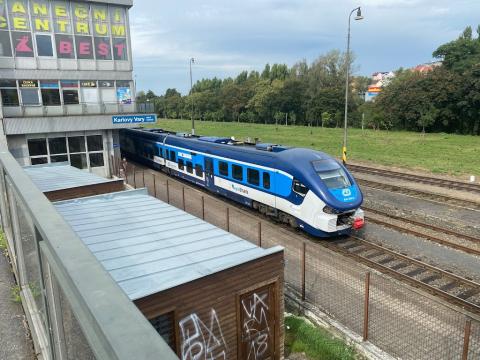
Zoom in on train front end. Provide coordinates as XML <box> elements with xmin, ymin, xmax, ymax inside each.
<box><xmin>288</xmin><ymin>152</ymin><xmax>364</xmax><ymax>237</ymax></box>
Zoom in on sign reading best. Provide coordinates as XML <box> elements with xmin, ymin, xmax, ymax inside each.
<box><xmin>0</xmin><ymin>0</ymin><xmax>128</xmax><ymax>60</ymax></box>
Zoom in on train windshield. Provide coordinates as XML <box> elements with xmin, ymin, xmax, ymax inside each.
<box><xmin>317</xmin><ymin>168</ymin><xmax>351</xmax><ymax>189</ymax></box>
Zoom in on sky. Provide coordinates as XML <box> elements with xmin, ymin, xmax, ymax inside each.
<box><xmin>130</xmin><ymin>0</ymin><xmax>480</xmax><ymax>95</ymax></box>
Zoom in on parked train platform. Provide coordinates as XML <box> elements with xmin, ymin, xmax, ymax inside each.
<box><xmin>0</xmin><ymin>251</ymin><xmax>35</xmax><ymax>360</ymax></box>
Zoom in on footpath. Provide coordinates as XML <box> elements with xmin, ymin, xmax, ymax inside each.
<box><xmin>0</xmin><ymin>250</ymin><xmax>36</xmax><ymax>359</ymax></box>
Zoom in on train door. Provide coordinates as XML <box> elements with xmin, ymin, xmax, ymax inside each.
<box><xmin>204</xmin><ymin>157</ymin><xmax>215</xmax><ymax>188</ymax></box>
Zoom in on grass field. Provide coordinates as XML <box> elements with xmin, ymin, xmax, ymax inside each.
<box><xmin>148</xmin><ymin>119</ymin><xmax>480</xmax><ymax>176</ymax></box>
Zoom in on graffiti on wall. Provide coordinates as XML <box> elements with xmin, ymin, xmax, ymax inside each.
<box><xmin>241</xmin><ymin>291</ymin><xmax>271</xmax><ymax>360</ymax></box>
<box><xmin>179</xmin><ymin>309</ymin><xmax>227</xmax><ymax>360</ymax></box>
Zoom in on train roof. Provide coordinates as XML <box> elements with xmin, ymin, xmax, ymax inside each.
<box><xmin>122</xmin><ymin>127</ymin><xmax>334</xmax><ymax>169</ymax></box>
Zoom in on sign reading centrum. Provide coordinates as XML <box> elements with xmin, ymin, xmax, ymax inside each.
<box><xmin>112</xmin><ymin>114</ymin><xmax>157</xmax><ymax>124</ymax></box>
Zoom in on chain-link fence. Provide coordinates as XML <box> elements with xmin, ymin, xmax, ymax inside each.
<box><xmin>124</xmin><ymin>164</ymin><xmax>480</xmax><ymax>360</ymax></box>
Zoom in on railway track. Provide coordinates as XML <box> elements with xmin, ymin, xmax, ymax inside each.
<box><xmin>357</xmin><ymin>178</ymin><xmax>480</xmax><ymax>211</ymax></box>
<box><xmin>363</xmin><ymin>206</ymin><xmax>480</xmax><ymax>257</ymax></box>
<box><xmin>330</xmin><ymin>236</ymin><xmax>480</xmax><ymax>314</ymax></box>
<box><xmin>348</xmin><ymin>164</ymin><xmax>480</xmax><ymax>195</ymax></box>
<box><xmin>126</xmin><ymin>162</ymin><xmax>480</xmax><ymax>314</ymax></box>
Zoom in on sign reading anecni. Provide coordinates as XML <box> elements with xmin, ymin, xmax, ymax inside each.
<box><xmin>0</xmin><ymin>0</ymin><xmax>128</xmax><ymax>61</ymax></box>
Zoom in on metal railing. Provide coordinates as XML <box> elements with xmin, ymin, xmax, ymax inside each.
<box><xmin>1</xmin><ymin>101</ymin><xmax>152</xmax><ymax>118</ymax></box>
<box><xmin>0</xmin><ymin>141</ymin><xmax>178</xmax><ymax>359</ymax></box>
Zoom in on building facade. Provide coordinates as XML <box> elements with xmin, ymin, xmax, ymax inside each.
<box><xmin>0</xmin><ymin>0</ymin><xmax>153</xmax><ymax>176</ymax></box>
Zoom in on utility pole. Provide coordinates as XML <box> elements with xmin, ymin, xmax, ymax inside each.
<box><xmin>343</xmin><ymin>7</ymin><xmax>364</xmax><ymax>165</ymax></box>
<box><xmin>189</xmin><ymin>57</ymin><xmax>195</xmax><ymax>135</ymax></box>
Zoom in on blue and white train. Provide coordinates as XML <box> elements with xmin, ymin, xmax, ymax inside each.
<box><xmin>119</xmin><ymin>128</ymin><xmax>364</xmax><ymax>237</ymax></box>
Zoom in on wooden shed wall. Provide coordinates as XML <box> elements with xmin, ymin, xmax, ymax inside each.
<box><xmin>135</xmin><ymin>251</ymin><xmax>285</xmax><ymax>360</ymax></box>
<box><xmin>44</xmin><ymin>180</ymin><xmax>125</xmax><ymax>201</ymax></box>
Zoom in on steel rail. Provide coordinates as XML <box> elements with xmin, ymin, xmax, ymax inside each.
<box><xmin>357</xmin><ymin>178</ymin><xmax>480</xmax><ymax>211</ymax></box>
<box><xmin>348</xmin><ymin>164</ymin><xmax>480</xmax><ymax>194</ymax></box>
<box><xmin>330</xmin><ymin>236</ymin><xmax>480</xmax><ymax>314</ymax></box>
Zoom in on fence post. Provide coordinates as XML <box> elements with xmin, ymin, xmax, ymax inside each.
<box><xmin>302</xmin><ymin>242</ymin><xmax>306</xmax><ymax>301</ymax></box>
<box><xmin>462</xmin><ymin>318</ymin><xmax>472</xmax><ymax>360</ymax></box>
<box><xmin>142</xmin><ymin>170</ymin><xmax>145</xmax><ymax>187</ymax></box>
<box><xmin>226</xmin><ymin>207</ymin><xmax>230</xmax><ymax>232</ymax></box>
<box><xmin>201</xmin><ymin>196</ymin><xmax>205</xmax><ymax>220</ymax></box>
<box><xmin>182</xmin><ymin>187</ymin><xmax>186</xmax><ymax>210</ymax></box>
<box><xmin>166</xmin><ymin>179</ymin><xmax>170</xmax><ymax>203</ymax></box>
<box><xmin>153</xmin><ymin>174</ymin><xmax>157</xmax><ymax>198</ymax></box>
<box><xmin>133</xmin><ymin>166</ymin><xmax>136</xmax><ymax>188</ymax></box>
<box><xmin>257</xmin><ymin>221</ymin><xmax>262</xmax><ymax>247</ymax></box>
<box><xmin>363</xmin><ymin>272</ymin><xmax>371</xmax><ymax>342</ymax></box>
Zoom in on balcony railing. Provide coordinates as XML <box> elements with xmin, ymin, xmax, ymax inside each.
<box><xmin>1</xmin><ymin>101</ymin><xmax>155</xmax><ymax>118</ymax></box>
<box><xmin>0</xmin><ymin>138</ymin><xmax>178</xmax><ymax>359</ymax></box>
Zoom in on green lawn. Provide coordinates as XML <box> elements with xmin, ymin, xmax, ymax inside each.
<box><xmin>285</xmin><ymin>315</ymin><xmax>358</xmax><ymax>360</ymax></box>
<box><xmin>147</xmin><ymin>119</ymin><xmax>480</xmax><ymax>176</ymax></box>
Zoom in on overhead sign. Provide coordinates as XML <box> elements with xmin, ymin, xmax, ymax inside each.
<box><xmin>112</xmin><ymin>114</ymin><xmax>157</xmax><ymax>124</ymax></box>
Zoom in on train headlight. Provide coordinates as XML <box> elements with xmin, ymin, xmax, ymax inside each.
<box><xmin>323</xmin><ymin>206</ymin><xmax>340</xmax><ymax>215</ymax></box>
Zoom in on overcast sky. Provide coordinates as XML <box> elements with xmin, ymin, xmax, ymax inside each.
<box><xmin>130</xmin><ymin>0</ymin><xmax>480</xmax><ymax>95</ymax></box>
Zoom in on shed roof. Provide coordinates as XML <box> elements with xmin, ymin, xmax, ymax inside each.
<box><xmin>54</xmin><ymin>189</ymin><xmax>283</xmax><ymax>300</ymax></box>
<box><xmin>23</xmin><ymin>163</ymin><xmax>115</xmax><ymax>192</ymax></box>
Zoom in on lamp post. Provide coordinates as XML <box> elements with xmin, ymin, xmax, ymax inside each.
<box><xmin>342</xmin><ymin>7</ymin><xmax>364</xmax><ymax>165</ymax></box>
<box><xmin>189</xmin><ymin>57</ymin><xmax>195</xmax><ymax>135</ymax></box>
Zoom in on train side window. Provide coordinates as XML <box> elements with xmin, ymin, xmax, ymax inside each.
<box><xmin>178</xmin><ymin>159</ymin><xmax>184</xmax><ymax>170</ymax></box>
<box><xmin>263</xmin><ymin>173</ymin><xmax>271</xmax><ymax>189</ymax></box>
<box><xmin>247</xmin><ymin>168</ymin><xmax>259</xmax><ymax>186</ymax></box>
<box><xmin>186</xmin><ymin>161</ymin><xmax>193</xmax><ymax>174</ymax></box>
<box><xmin>154</xmin><ymin>147</ymin><xmax>160</xmax><ymax>157</ymax></box>
<box><xmin>195</xmin><ymin>164</ymin><xmax>203</xmax><ymax>177</ymax></box>
<box><xmin>293</xmin><ymin>179</ymin><xmax>308</xmax><ymax>196</ymax></box>
<box><xmin>170</xmin><ymin>150</ymin><xmax>176</xmax><ymax>162</ymax></box>
<box><xmin>219</xmin><ymin>161</ymin><xmax>229</xmax><ymax>176</ymax></box>
<box><xmin>205</xmin><ymin>158</ymin><xmax>213</xmax><ymax>173</ymax></box>
<box><xmin>232</xmin><ymin>164</ymin><xmax>243</xmax><ymax>181</ymax></box>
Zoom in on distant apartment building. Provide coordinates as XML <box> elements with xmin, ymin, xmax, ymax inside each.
<box><xmin>0</xmin><ymin>0</ymin><xmax>154</xmax><ymax>177</ymax></box>
<box><xmin>365</xmin><ymin>62</ymin><xmax>442</xmax><ymax>102</ymax></box>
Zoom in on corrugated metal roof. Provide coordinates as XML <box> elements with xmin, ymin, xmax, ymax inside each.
<box><xmin>23</xmin><ymin>162</ymin><xmax>114</xmax><ymax>192</ymax></box>
<box><xmin>54</xmin><ymin>189</ymin><xmax>283</xmax><ymax>300</ymax></box>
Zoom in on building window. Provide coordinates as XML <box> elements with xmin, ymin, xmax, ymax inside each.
<box><xmin>41</xmin><ymin>81</ymin><xmax>61</xmax><ymax>106</ymax></box>
<box><xmin>0</xmin><ymin>31</ymin><xmax>13</xmax><ymax>57</ymax></box>
<box><xmin>27</xmin><ymin>135</ymin><xmax>105</xmax><ymax>170</ymax></box>
<box><xmin>12</xmin><ymin>32</ymin><xmax>34</xmax><ymax>57</ymax></box>
<box><xmin>247</xmin><ymin>168</ymin><xmax>260</xmax><ymax>186</ymax></box>
<box><xmin>80</xmin><ymin>81</ymin><xmax>98</xmax><ymax>104</ymax></box>
<box><xmin>112</xmin><ymin>37</ymin><xmax>127</xmax><ymax>60</ymax></box>
<box><xmin>70</xmin><ymin>153</ymin><xmax>87</xmax><ymax>169</ymax></box>
<box><xmin>28</xmin><ymin>138</ymin><xmax>48</xmax><ymax>157</ymax></box>
<box><xmin>0</xmin><ymin>80</ymin><xmax>19</xmax><ymax>106</ymax></box>
<box><xmin>89</xmin><ymin>153</ymin><xmax>104</xmax><ymax>168</ymax></box>
<box><xmin>75</xmin><ymin>36</ymin><xmax>94</xmax><ymax>59</ymax></box>
<box><xmin>99</xmin><ymin>80</ymin><xmax>116</xmax><ymax>104</ymax></box>
<box><xmin>219</xmin><ymin>161</ymin><xmax>229</xmax><ymax>177</ymax></box>
<box><xmin>55</xmin><ymin>34</ymin><xmax>75</xmax><ymax>59</ymax></box>
<box><xmin>61</xmin><ymin>81</ymin><xmax>79</xmax><ymax>105</ymax></box>
<box><xmin>87</xmin><ymin>135</ymin><xmax>103</xmax><ymax>152</ymax></box>
<box><xmin>232</xmin><ymin>164</ymin><xmax>243</xmax><ymax>181</ymax></box>
<box><xmin>68</xmin><ymin>136</ymin><xmax>86</xmax><ymax>153</ymax></box>
<box><xmin>48</xmin><ymin>137</ymin><xmax>67</xmax><ymax>155</ymax></box>
<box><xmin>19</xmin><ymin>80</ymin><xmax>40</xmax><ymax>105</ymax></box>
<box><xmin>36</xmin><ymin>34</ymin><xmax>54</xmax><ymax>57</ymax></box>
<box><xmin>94</xmin><ymin>37</ymin><xmax>111</xmax><ymax>60</ymax></box>
<box><xmin>116</xmin><ymin>81</ymin><xmax>132</xmax><ymax>104</ymax></box>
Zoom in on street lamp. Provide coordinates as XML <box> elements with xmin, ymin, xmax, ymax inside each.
<box><xmin>189</xmin><ymin>57</ymin><xmax>195</xmax><ymax>135</ymax></box>
<box><xmin>342</xmin><ymin>7</ymin><xmax>364</xmax><ymax>165</ymax></box>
